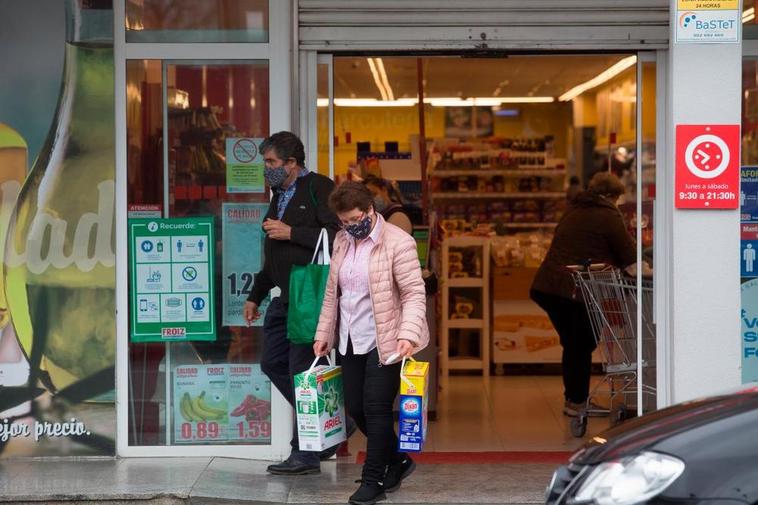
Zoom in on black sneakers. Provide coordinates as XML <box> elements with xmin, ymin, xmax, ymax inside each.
<box><xmin>266</xmin><ymin>456</ymin><xmax>320</xmax><ymax>476</ymax></box>
<box><xmin>349</xmin><ymin>480</ymin><xmax>386</xmax><ymax>505</ymax></box>
<box><xmin>382</xmin><ymin>455</ymin><xmax>416</xmax><ymax>493</ymax></box>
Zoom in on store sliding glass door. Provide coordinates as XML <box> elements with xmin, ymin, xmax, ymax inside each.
<box><xmin>115</xmin><ymin>0</ymin><xmax>293</xmax><ymax>458</ymax></box>
<box><xmin>305</xmin><ymin>51</ymin><xmax>661</xmax><ymax>432</ymax></box>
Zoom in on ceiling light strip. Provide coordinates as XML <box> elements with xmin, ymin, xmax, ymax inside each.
<box><xmin>558</xmin><ymin>55</ymin><xmax>638</xmax><ymax>102</ymax></box>
<box><xmin>318</xmin><ymin>97</ymin><xmax>555</xmax><ymax>107</ymax></box>
<box><xmin>366</xmin><ymin>58</ymin><xmax>389</xmax><ymax>101</ymax></box>
<box><xmin>744</xmin><ymin>7</ymin><xmax>755</xmax><ymax>23</ymax></box>
<box><xmin>375</xmin><ymin>58</ymin><xmax>395</xmax><ymax>101</ymax></box>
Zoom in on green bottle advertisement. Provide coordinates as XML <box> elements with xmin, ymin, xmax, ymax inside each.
<box><xmin>3</xmin><ymin>0</ymin><xmax>115</xmax><ymax>410</ymax></box>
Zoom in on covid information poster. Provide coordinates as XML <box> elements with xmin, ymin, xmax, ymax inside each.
<box><xmin>129</xmin><ymin>217</ymin><xmax>216</xmax><ymax>343</ymax></box>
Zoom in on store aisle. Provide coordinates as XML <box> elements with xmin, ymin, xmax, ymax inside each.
<box><xmin>345</xmin><ymin>375</ymin><xmax>610</xmax><ymax>458</ymax></box>
<box><xmin>434</xmin><ymin>375</ymin><xmax>607</xmax><ymax>453</ymax></box>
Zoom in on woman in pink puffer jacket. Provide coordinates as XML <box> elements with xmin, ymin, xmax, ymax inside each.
<box><xmin>313</xmin><ymin>182</ymin><xmax>429</xmax><ymax>505</ymax></box>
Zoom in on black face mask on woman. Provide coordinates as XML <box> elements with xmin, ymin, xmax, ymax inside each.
<box><xmin>346</xmin><ymin>213</ymin><xmax>372</xmax><ymax>240</ymax></box>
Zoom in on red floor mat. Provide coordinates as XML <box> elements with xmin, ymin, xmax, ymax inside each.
<box><xmin>355</xmin><ymin>451</ymin><xmax>573</xmax><ymax>464</ymax></box>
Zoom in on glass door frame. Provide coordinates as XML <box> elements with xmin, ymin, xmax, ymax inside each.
<box><xmin>302</xmin><ymin>49</ymin><xmax>671</xmax><ymax>415</ymax></box>
<box><xmin>114</xmin><ymin>0</ymin><xmax>294</xmax><ymax>459</ymax></box>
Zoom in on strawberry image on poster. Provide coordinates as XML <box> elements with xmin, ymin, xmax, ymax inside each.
<box><xmin>227</xmin><ymin>364</ymin><xmax>272</xmax><ymax>442</ymax></box>
<box><xmin>230</xmin><ymin>394</ymin><xmax>271</xmax><ymax>421</ymax></box>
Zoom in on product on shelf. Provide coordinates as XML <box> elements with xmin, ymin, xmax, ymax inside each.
<box><xmin>429</xmin><ymin>137</ymin><xmax>568</xmax><ymax>236</ymax></box>
<box><xmin>494</xmin><ymin>314</ymin><xmax>554</xmax><ymax>332</ymax></box>
<box><xmin>490</xmin><ymin>232</ymin><xmax>553</xmax><ymax>268</ymax></box>
<box><xmin>449</xmin><ymin>294</ymin><xmax>478</xmax><ymax>319</ymax></box>
<box><xmin>525</xmin><ymin>335</ymin><xmax>560</xmax><ymax>352</ymax></box>
<box><xmin>447</xmin><ymin>246</ymin><xmax>482</xmax><ymax>277</ymax></box>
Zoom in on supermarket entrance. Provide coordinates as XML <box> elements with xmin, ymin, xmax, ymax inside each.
<box><xmin>312</xmin><ymin>53</ymin><xmax>658</xmax><ymax>456</ymax></box>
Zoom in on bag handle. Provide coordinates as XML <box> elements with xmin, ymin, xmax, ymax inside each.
<box><xmin>399</xmin><ymin>355</ymin><xmax>416</xmax><ymax>389</ymax></box>
<box><xmin>310</xmin><ymin>228</ymin><xmax>331</xmax><ymax>265</ymax></box>
<box><xmin>304</xmin><ymin>354</ymin><xmax>334</xmax><ymax>380</ymax></box>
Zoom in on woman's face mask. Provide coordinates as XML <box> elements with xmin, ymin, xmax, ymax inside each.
<box><xmin>344</xmin><ymin>212</ymin><xmax>373</xmax><ymax>240</ymax></box>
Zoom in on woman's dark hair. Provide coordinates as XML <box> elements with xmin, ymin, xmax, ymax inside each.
<box><xmin>260</xmin><ymin>131</ymin><xmax>306</xmax><ymax>167</ymax></box>
<box><xmin>363</xmin><ymin>175</ymin><xmax>404</xmax><ymax>204</ymax></box>
<box><xmin>588</xmin><ymin>171</ymin><xmax>626</xmax><ymax>199</ymax></box>
<box><xmin>329</xmin><ymin>181</ymin><xmax>373</xmax><ymax>213</ymax></box>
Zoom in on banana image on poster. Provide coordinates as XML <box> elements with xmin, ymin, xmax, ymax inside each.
<box><xmin>173</xmin><ymin>365</ymin><xmax>229</xmax><ymax>443</ymax></box>
<box><xmin>179</xmin><ymin>391</ymin><xmax>226</xmax><ymax>422</ymax></box>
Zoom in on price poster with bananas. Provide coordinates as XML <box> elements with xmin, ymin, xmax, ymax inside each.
<box><xmin>128</xmin><ymin>217</ymin><xmax>216</xmax><ymax>342</ymax></box>
<box><xmin>174</xmin><ymin>365</ymin><xmax>230</xmax><ymax>443</ymax></box>
<box><xmin>173</xmin><ymin>364</ymin><xmax>272</xmax><ymax>444</ymax></box>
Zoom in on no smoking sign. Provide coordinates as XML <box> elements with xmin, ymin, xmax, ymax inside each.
<box><xmin>676</xmin><ymin>124</ymin><xmax>740</xmax><ymax>209</ymax></box>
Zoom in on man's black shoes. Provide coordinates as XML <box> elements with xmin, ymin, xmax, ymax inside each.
<box><xmin>266</xmin><ymin>456</ymin><xmax>320</xmax><ymax>475</ymax></box>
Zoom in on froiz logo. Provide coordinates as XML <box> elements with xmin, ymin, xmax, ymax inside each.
<box><xmin>679</xmin><ymin>11</ymin><xmax>697</xmax><ymax>28</ymax></box>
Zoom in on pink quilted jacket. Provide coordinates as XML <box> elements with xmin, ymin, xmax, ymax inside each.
<box><xmin>314</xmin><ymin>216</ymin><xmax>429</xmax><ymax>364</ymax></box>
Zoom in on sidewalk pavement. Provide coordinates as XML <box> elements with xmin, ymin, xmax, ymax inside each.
<box><xmin>0</xmin><ymin>457</ymin><xmax>554</xmax><ymax>504</ymax></box>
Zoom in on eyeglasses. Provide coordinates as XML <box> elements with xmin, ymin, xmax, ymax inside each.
<box><xmin>263</xmin><ymin>157</ymin><xmax>295</xmax><ymax>168</ymax></box>
<box><xmin>340</xmin><ymin>212</ymin><xmax>366</xmax><ymax>228</ymax></box>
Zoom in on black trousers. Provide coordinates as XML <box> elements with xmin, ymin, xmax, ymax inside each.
<box><xmin>530</xmin><ymin>289</ymin><xmax>597</xmax><ymax>404</ymax></box>
<box><xmin>341</xmin><ymin>339</ymin><xmax>405</xmax><ymax>484</ymax></box>
<box><xmin>261</xmin><ymin>297</ymin><xmax>321</xmax><ymax>464</ymax></box>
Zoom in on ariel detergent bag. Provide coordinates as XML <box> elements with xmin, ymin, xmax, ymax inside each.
<box><xmin>398</xmin><ymin>359</ymin><xmax>429</xmax><ymax>453</ymax></box>
<box><xmin>294</xmin><ymin>358</ymin><xmax>347</xmax><ymax>451</ymax></box>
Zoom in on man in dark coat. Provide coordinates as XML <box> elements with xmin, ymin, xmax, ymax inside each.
<box><xmin>244</xmin><ymin>132</ymin><xmax>349</xmax><ymax>475</ymax></box>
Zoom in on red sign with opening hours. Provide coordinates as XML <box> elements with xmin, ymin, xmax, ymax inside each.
<box><xmin>675</xmin><ymin>124</ymin><xmax>740</xmax><ymax>209</ymax></box>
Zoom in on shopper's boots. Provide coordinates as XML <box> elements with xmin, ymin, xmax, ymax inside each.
<box><xmin>383</xmin><ymin>454</ymin><xmax>416</xmax><ymax>493</ymax></box>
<box><xmin>348</xmin><ymin>480</ymin><xmax>386</xmax><ymax>505</ymax></box>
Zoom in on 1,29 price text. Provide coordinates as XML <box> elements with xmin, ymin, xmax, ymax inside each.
<box><xmin>227</xmin><ymin>272</ymin><xmax>254</xmax><ymax>296</ymax></box>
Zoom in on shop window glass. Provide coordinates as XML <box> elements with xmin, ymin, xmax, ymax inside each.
<box><xmin>126</xmin><ymin>0</ymin><xmax>269</xmax><ymax>43</ymax></box>
<box><xmin>126</xmin><ymin>60</ymin><xmax>271</xmax><ymax>446</ymax></box>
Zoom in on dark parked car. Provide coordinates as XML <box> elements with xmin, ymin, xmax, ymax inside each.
<box><xmin>546</xmin><ymin>386</ymin><xmax>758</xmax><ymax>504</ymax></box>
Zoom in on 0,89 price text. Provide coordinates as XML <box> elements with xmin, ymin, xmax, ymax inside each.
<box><xmin>180</xmin><ymin>421</ymin><xmax>220</xmax><ymax>440</ymax></box>
<box><xmin>679</xmin><ymin>191</ymin><xmax>736</xmax><ymax>201</ymax></box>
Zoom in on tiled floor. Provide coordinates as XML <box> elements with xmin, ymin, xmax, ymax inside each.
<box><xmin>0</xmin><ymin>376</ymin><xmax>606</xmax><ymax>504</ymax></box>
<box><xmin>0</xmin><ymin>456</ymin><xmax>554</xmax><ymax>504</ymax></box>
<box><xmin>346</xmin><ymin>374</ymin><xmax>610</xmax><ymax>456</ymax></box>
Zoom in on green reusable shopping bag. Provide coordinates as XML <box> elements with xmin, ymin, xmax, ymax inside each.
<box><xmin>287</xmin><ymin>228</ymin><xmax>331</xmax><ymax>344</ymax></box>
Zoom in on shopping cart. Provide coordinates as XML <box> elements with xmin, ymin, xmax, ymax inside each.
<box><xmin>567</xmin><ymin>264</ymin><xmax>656</xmax><ymax>437</ymax></box>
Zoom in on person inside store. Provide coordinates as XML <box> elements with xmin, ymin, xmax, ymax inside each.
<box><xmin>530</xmin><ymin>171</ymin><xmax>650</xmax><ymax>418</ymax></box>
<box><xmin>363</xmin><ymin>175</ymin><xmax>413</xmax><ymax>235</ymax></box>
<box><xmin>243</xmin><ymin>131</ymin><xmax>354</xmax><ymax>475</ymax></box>
<box><xmin>313</xmin><ymin>182</ymin><xmax>429</xmax><ymax>505</ymax></box>
<box><xmin>566</xmin><ymin>175</ymin><xmax>582</xmax><ymax>203</ymax></box>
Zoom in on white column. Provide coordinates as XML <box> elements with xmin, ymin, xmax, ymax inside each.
<box><xmin>665</xmin><ymin>2</ymin><xmax>742</xmax><ymax>403</ymax></box>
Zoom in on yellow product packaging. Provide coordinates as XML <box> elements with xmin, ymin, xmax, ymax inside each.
<box><xmin>397</xmin><ymin>359</ymin><xmax>429</xmax><ymax>453</ymax></box>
